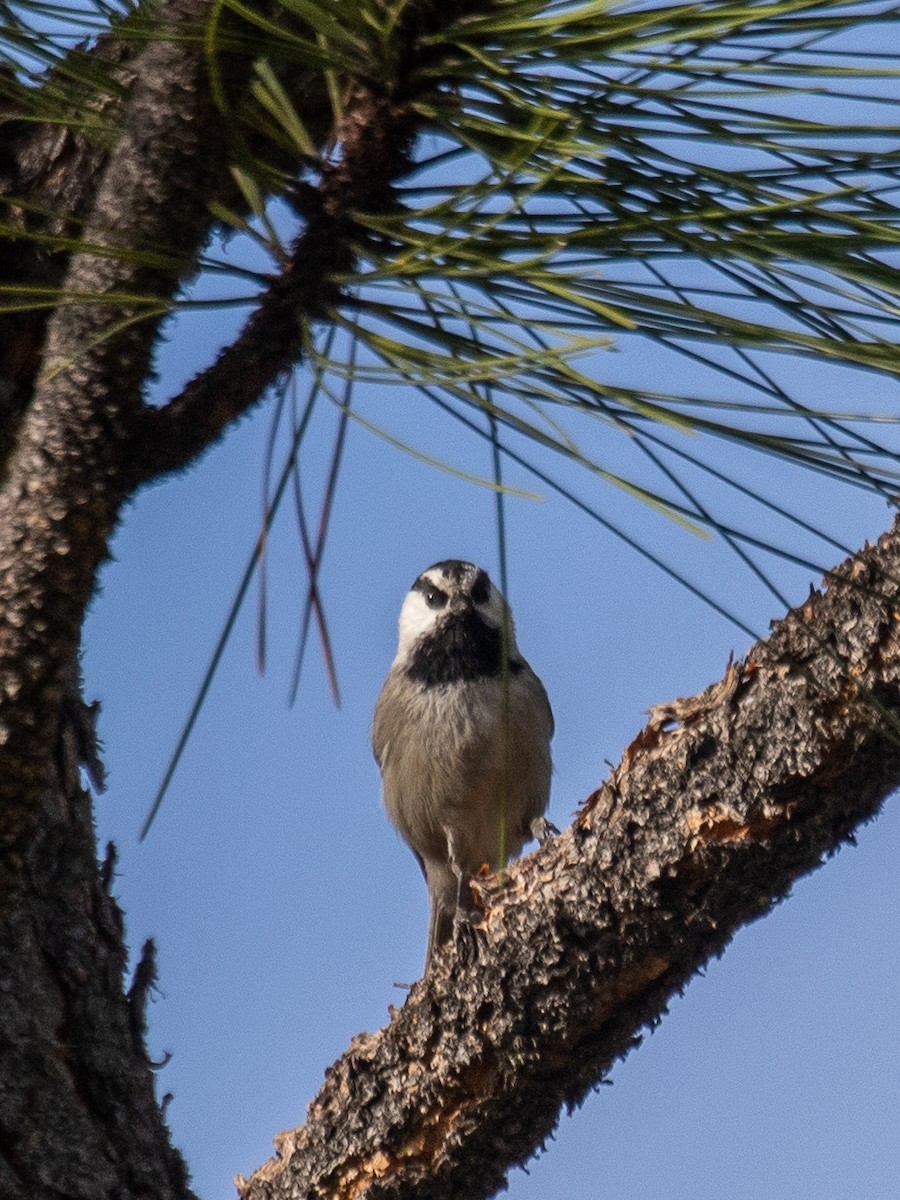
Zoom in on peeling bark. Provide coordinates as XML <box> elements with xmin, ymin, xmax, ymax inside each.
<box><xmin>237</xmin><ymin>525</ymin><xmax>900</xmax><ymax>1200</ymax></box>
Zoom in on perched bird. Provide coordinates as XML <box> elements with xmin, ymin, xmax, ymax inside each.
<box><xmin>372</xmin><ymin>560</ymin><xmax>553</xmax><ymax>973</ymax></box>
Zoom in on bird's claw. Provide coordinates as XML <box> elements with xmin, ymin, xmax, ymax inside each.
<box><xmin>452</xmin><ymin>905</ymin><xmax>480</xmax><ymax>966</ymax></box>
<box><xmin>531</xmin><ymin>815</ymin><xmax>559</xmax><ymax>845</ymax></box>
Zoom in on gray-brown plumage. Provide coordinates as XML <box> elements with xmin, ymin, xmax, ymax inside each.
<box><xmin>372</xmin><ymin>560</ymin><xmax>553</xmax><ymax>973</ymax></box>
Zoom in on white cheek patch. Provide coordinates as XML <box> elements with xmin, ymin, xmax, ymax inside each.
<box><xmin>393</xmin><ymin>569</ymin><xmax>522</xmax><ymax>665</ymax></box>
<box><xmin>396</xmin><ymin>590</ymin><xmax>439</xmax><ymax>660</ymax></box>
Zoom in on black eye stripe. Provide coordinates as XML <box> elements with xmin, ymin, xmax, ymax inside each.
<box><xmin>413</xmin><ymin>577</ymin><xmax>448</xmax><ymax>609</ymax></box>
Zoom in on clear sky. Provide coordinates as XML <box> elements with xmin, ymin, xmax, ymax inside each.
<box><xmin>80</xmin><ymin>261</ymin><xmax>900</xmax><ymax>1199</ymax></box>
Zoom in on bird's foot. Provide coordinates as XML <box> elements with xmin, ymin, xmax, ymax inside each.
<box><xmin>531</xmin><ymin>815</ymin><xmax>559</xmax><ymax>845</ymax></box>
<box><xmin>452</xmin><ymin>905</ymin><xmax>480</xmax><ymax>966</ymax></box>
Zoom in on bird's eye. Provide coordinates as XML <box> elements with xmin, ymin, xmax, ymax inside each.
<box><xmin>424</xmin><ymin>587</ymin><xmax>447</xmax><ymax>609</ymax></box>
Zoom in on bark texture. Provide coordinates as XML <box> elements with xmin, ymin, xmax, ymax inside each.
<box><xmin>0</xmin><ymin>1</ymin><xmax>524</xmax><ymax>1195</ymax></box>
<box><xmin>0</xmin><ymin>769</ymin><xmax>192</xmax><ymax>1200</ymax></box>
<box><xmin>0</xmin><ymin>31</ymin><xmax>137</xmax><ymax>469</ymax></box>
<box><xmin>1</xmin><ymin>0</ymin><xmax>899</xmax><ymax>1197</ymax></box>
<box><xmin>0</xmin><ymin>1</ymin><xmax>260</xmax><ymax>1194</ymax></box>
<box><xmin>237</xmin><ymin>524</ymin><xmax>900</xmax><ymax>1200</ymax></box>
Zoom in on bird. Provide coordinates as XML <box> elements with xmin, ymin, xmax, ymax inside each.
<box><xmin>372</xmin><ymin>559</ymin><xmax>553</xmax><ymax>973</ymax></box>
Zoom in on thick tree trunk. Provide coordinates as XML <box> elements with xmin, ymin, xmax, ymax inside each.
<box><xmin>0</xmin><ymin>0</ymin><xmax>483</xmax><ymax>1186</ymax></box>
<box><xmin>1</xmin><ymin>0</ymin><xmax>898</xmax><ymax>1195</ymax></box>
<box><xmin>0</xmin><ymin>759</ymin><xmax>194</xmax><ymax>1200</ymax></box>
<box><xmin>237</xmin><ymin>519</ymin><xmax>900</xmax><ymax>1200</ymax></box>
<box><xmin>0</xmin><ymin>2</ymin><xmax>251</xmax><ymax>1193</ymax></box>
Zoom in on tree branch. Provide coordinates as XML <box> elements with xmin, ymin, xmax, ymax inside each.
<box><xmin>126</xmin><ymin>83</ymin><xmax>419</xmax><ymax>484</ymax></box>
<box><xmin>0</xmin><ymin>18</ymin><xmax>337</xmax><ymax>471</ymax></box>
<box><xmin>238</xmin><ymin>516</ymin><xmax>900</xmax><ymax>1200</ymax></box>
<box><xmin>126</xmin><ymin>0</ymin><xmax>492</xmax><ymax>484</ymax></box>
<box><xmin>0</xmin><ymin>9</ymin><xmax>259</xmax><ymax>1193</ymax></box>
<box><xmin>0</xmin><ymin>26</ymin><xmax>142</xmax><ymax>464</ymax></box>
<box><xmin>0</xmin><ymin>0</ymin><xmax>248</xmax><ymax>834</ymax></box>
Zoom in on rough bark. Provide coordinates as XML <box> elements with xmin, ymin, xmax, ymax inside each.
<box><xmin>1</xmin><ymin>0</ymin><xmax>898</xmax><ymax>1197</ymax></box>
<box><xmin>0</xmin><ymin>1</ymin><xmax>255</xmax><ymax>1193</ymax></box>
<box><xmin>0</xmin><ymin>19</ymin><xmax>150</xmax><ymax>472</ymax></box>
<box><xmin>0</xmin><ymin>0</ymin><xmax>248</xmax><ymax>855</ymax></box>
<box><xmin>0</xmin><ymin>1</ymin><xmax>522</xmax><ymax>1195</ymax></box>
<box><xmin>126</xmin><ymin>81</ymin><xmax>419</xmax><ymax>485</ymax></box>
<box><xmin>237</xmin><ymin>523</ymin><xmax>900</xmax><ymax>1200</ymax></box>
<box><xmin>0</xmin><ymin>762</ymin><xmax>193</xmax><ymax>1200</ymax></box>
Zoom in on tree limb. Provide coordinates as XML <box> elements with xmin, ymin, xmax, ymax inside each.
<box><xmin>238</xmin><ymin>516</ymin><xmax>900</xmax><ymax>1200</ymax></box>
<box><xmin>125</xmin><ymin>0</ymin><xmax>494</xmax><ymax>484</ymax></box>
<box><xmin>125</xmin><ymin>83</ymin><xmax>418</xmax><ymax>484</ymax></box>
<box><xmin>0</xmin><ymin>0</ymin><xmax>248</xmax><ymax>861</ymax></box>
<box><xmin>0</xmin><ymin>16</ymin><xmax>336</xmax><ymax>471</ymax></box>
<box><xmin>0</xmin><ymin>27</ymin><xmax>141</xmax><ymax>463</ymax></box>
<box><xmin>0</xmin><ymin>11</ymin><xmax>254</xmax><ymax>1187</ymax></box>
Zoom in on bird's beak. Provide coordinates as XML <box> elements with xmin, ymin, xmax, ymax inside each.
<box><xmin>448</xmin><ymin>596</ymin><xmax>473</xmax><ymax>615</ymax></box>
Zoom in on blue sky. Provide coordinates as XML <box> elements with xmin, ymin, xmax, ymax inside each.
<box><xmin>81</xmin><ymin>277</ymin><xmax>900</xmax><ymax>1198</ymax></box>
